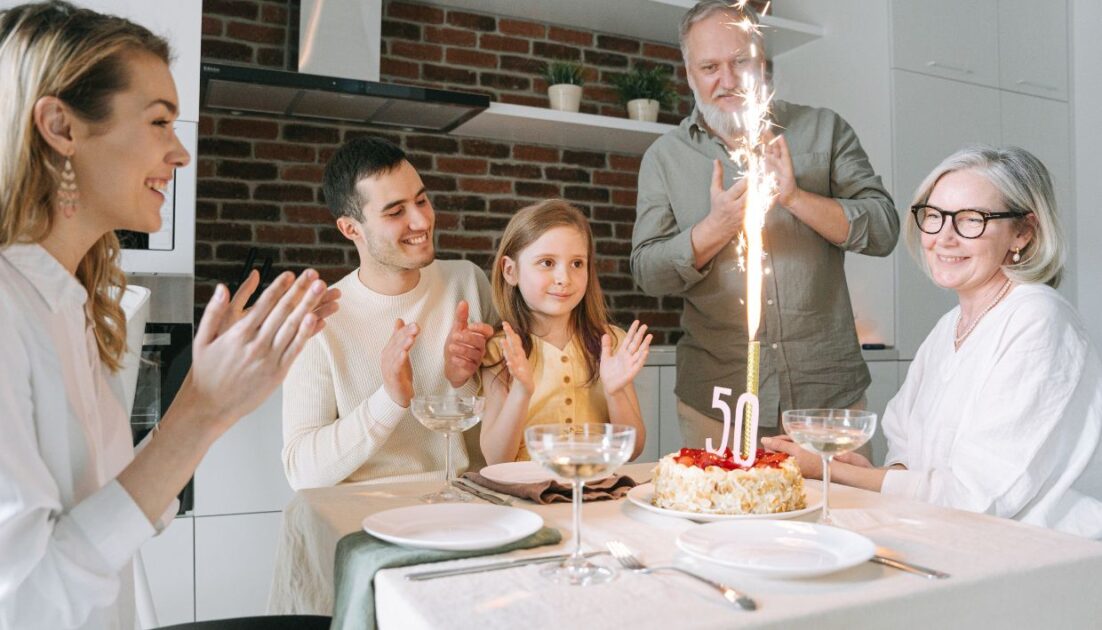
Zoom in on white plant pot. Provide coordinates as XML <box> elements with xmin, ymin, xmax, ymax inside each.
<box><xmin>626</xmin><ymin>98</ymin><xmax>660</xmax><ymax>122</ymax></box>
<box><xmin>547</xmin><ymin>84</ymin><xmax>583</xmax><ymax>112</ymax></box>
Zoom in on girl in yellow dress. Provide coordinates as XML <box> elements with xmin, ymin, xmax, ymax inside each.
<box><xmin>480</xmin><ymin>199</ymin><xmax>650</xmax><ymax>463</ymax></box>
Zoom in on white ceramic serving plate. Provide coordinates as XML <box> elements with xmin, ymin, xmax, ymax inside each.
<box><xmin>676</xmin><ymin>519</ymin><xmax>876</xmax><ymax>579</ymax></box>
<box><xmin>626</xmin><ymin>482</ymin><xmax>822</xmax><ymax>523</ymax></box>
<box><xmin>362</xmin><ymin>504</ymin><xmax>543</xmax><ymax>551</ymax></box>
<box><xmin>479</xmin><ymin>460</ymin><xmax>612</xmax><ymax>485</ymax></box>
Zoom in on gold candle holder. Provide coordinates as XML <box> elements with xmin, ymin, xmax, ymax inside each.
<box><xmin>741</xmin><ymin>340</ymin><xmax>760</xmax><ymax>460</ymax></box>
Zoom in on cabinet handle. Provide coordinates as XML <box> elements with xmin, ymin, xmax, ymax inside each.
<box><xmin>925</xmin><ymin>60</ymin><xmax>973</xmax><ymax>75</ymax></box>
<box><xmin>1015</xmin><ymin>79</ymin><xmax>1058</xmax><ymax>92</ymax></box>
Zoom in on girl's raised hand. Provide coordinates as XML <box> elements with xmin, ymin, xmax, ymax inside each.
<box><xmin>600</xmin><ymin>320</ymin><xmax>652</xmax><ymax>395</ymax></box>
<box><xmin>500</xmin><ymin>321</ymin><xmax>534</xmax><ymax>396</ymax></box>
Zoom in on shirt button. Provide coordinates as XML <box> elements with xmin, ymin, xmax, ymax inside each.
<box><xmin>565</xmin><ymin>398</ymin><xmax>573</xmax><ymax>405</ymax></box>
<box><xmin>563</xmin><ymin>376</ymin><xmax>571</xmax><ymax>384</ymax></box>
<box><xmin>764</xmin><ymin>267</ymin><xmax>772</xmax><ymax>275</ymax></box>
<box><xmin>767</xmin><ymin>299</ymin><xmax>774</xmax><ymax>305</ymax></box>
<box><xmin>565</xmin><ymin>417</ymin><xmax>573</xmax><ymax>423</ymax></box>
<box><xmin>560</xmin><ymin>356</ymin><xmax>569</xmax><ymax>363</ymax></box>
<box><xmin>771</xmin><ymin>343</ymin><xmax>778</xmax><ymax>349</ymax></box>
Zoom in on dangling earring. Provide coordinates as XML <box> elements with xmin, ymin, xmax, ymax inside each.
<box><xmin>1012</xmin><ymin>247</ymin><xmax>1022</xmax><ymax>263</ymax></box>
<box><xmin>58</xmin><ymin>156</ymin><xmax>78</xmax><ymax>218</ymax></box>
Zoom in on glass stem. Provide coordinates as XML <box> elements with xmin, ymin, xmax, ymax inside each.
<box><xmin>444</xmin><ymin>432</ymin><xmax>453</xmax><ymax>487</ymax></box>
<box><xmin>821</xmin><ymin>454</ymin><xmax>833</xmax><ymax>523</ymax></box>
<box><xmin>571</xmin><ymin>479</ymin><xmax>584</xmax><ymax>563</ymax></box>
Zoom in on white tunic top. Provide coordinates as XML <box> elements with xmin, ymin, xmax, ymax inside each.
<box><xmin>0</xmin><ymin>244</ymin><xmax>154</xmax><ymax>630</ymax></box>
<box><xmin>882</xmin><ymin>283</ymin><xmax>1102</xmax><ymax>538</ymax></box>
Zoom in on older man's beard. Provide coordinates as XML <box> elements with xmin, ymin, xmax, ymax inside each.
<box><xmin>691</xmin><ymin>84</ymin><xmax>744</xmax><ymax>139</ymax></box>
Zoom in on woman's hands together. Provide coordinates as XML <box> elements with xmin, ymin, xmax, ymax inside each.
<box><xmin>185</xmin><ymin>269</ymin><xmax>337</xmax><ymax>436</ymax></box>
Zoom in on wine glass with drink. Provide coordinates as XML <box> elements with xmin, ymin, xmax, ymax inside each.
<box><xmin>410</xmin><ymin>395</ymin><xmax>485</xmax><ymax>503</ymax></box>
<box><xmin>524</xmin><ymin>423</ymin><xmax>636</xmax><ymax>585</ymax></box>
<box><xmin>781</xmin><ymin>409</ymin><xmax>877</xmax><ymax>525</ymax></box>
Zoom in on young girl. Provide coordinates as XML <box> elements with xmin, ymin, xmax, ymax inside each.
<box><xmin>480</xmin><ymin>199</ymin><xmax>650</xmax><ymax>464</ymax></box>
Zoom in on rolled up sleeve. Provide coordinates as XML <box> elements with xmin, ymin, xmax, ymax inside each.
<box><xmin>830</xmin><ymin>115</ymin><xmax>899</xmax><ymax>257</ymax></box>
<box><xmin>630</xmin><ymin>150</ymin><xmax>711</xmax><ymax>296</ymax></box>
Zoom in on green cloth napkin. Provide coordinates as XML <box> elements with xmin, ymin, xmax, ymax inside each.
<box><xmin>330</xmin><ymin>526</ymin><xmax>562</xmax><ymax>630</ymax></box>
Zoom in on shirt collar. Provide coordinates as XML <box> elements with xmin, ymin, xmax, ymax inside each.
<box><xmin>0</xmin><ymin>243</ymin><xmax>88</xmax><ymax>313</ymax></box>
<box><xmin>685</xmin><ymin>102</ymin><xmax>786</xmax><ymax>144</ymax></box>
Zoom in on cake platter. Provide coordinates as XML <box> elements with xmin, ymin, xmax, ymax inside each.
<box><xmin>626</xmin><ymin>482</ymin><xmax>822</xmax><ymax>522</ymax></box>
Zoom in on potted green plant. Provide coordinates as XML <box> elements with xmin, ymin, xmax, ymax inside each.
<box><xmin>611</xmin><ymin>65</ymin><xmax>678</xmax><ymax>123</ymax></box>
<box><xmin>542</xmin><ymin>59</ymin><xmax>585</xmax><ymax>113</ymax></box>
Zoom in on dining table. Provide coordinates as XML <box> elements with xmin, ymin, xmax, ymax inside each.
<box><xmin>268</xmin><ymin>462</ymin><xmax>1102</xmax><ymax>629</ymax></box>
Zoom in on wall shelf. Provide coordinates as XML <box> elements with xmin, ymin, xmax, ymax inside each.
<box><xmin>416</xmin><ymin>0</ymin><xmax>823</xmax><ymax>58</ymax></box>
<box><xmin>452</xmin><ymin>102</ymin><xmax>674</xmax><ymax>154</ymax></box>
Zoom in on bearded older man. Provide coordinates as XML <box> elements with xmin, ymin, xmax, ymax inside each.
<box><xmin>630</xmin><ymin>0</ymin><xmax>899</xmax><ymax>449</ymax></box>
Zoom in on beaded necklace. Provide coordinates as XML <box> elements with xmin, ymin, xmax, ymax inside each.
<box><xmin>954</xmin><ymin>278</ymin><xmax>1013</xmax><ymax>350</ymax></box>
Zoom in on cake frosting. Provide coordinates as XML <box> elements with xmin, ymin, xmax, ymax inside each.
<box><xmin>652</xmin><ymin>448</ymin><xmax>806</xmax><ymax>515</ymax></box>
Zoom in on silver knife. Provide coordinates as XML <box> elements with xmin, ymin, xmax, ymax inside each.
<box><xmin>405</xmin><ymin>551</ymin><xmax>606</xmax><ymax>581</ymax></box>
<box><xmin>453</xmin><ymin>478</ymin><xmax>513</xmax><ymax>506</ymax></box>
<box><xmin>871</xmin><ymin>555</ymin><xmax>950</xmax><ymax>579</ymax></box>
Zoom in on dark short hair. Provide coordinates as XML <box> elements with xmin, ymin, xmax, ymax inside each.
<box><xmin>322</xmin><ymin>136</ymin><xmax>407</xmax><ymax>221</ymax></box>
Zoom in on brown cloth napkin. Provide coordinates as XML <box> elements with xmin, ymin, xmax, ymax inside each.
<box><xmin>462</xmin><ymin>471</ymin><xmax>638</xmax><ymax>504</ymax></box>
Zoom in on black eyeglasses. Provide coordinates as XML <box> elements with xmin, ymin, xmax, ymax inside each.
<box><xmin>910</xmin><ymin>204</ymin><xmax>1030</xmax><ymax>239</ymax></box>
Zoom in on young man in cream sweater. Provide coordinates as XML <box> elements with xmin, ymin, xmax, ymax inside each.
<box><xmin>281</xmin><ymin>137</ymin><xmax>495</xmax><ymax>489</ymax></box>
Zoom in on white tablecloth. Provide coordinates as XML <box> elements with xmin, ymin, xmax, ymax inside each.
<box><xmin>270</xmin><ymin>463</ymin><xmax>1102</xmax><ymax>628</ymax></box>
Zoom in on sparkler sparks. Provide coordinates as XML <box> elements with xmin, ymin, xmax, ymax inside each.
<box><xmin>729</xmin><ymin>1</ymin><xmax>778</xmax><ymax>463</ymax></box>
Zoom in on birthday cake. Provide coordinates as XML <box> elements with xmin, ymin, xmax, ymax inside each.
<box><xmin>652</xmin><ymin>448</ymin><xmax>806</xmax><ymax>515</ymax></box>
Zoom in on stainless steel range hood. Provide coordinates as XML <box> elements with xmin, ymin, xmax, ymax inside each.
<box><xmin>200</xmin><ymin>63</ymin><xmax>488</xmax><ymax>132</ymax></box>
<box><xmin>198</xmin><ymin>0</ymin><xmax>488</xmax><ymax>132</ymax></box>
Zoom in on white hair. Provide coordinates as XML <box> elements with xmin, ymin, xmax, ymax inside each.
<box><xmin>906</xmin><ymin>145</ymin><xmax>1065</xmax><ymax>288</ymax></box>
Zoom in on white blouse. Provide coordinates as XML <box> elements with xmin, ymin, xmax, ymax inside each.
<box><xmin>882</xmin><ymin>283</ymin><xmax>1102</xmax><ymax>538</ymax></box>
<box><xmin>0</xmin><ymin>244</ymin><xmax>155</xmax><ymax>630</ymax></box>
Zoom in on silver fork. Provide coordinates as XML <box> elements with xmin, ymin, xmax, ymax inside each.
<box><xmin>606</xmin><ymin>541</ymin><xmax>757</xmax><ymax>611</ymax></box>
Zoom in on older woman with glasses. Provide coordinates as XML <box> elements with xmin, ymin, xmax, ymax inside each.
<box><xmin>765</xmin><ymin>146</ymin><xmax>1102</xmax><ymax>538</ymax></box>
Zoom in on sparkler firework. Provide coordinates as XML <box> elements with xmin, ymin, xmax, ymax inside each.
<box><xmin>705</xmin><ymin>2</ymin><xmax>778</xmax><ymax>466</ymax></box>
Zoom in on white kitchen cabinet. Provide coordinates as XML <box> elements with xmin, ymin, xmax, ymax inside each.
<box><xmin>635</xmin><ymin>366</ymin><xmax>661</xmax><ymax>463</ymax></box>
<box><xmin>657</xmin><ymin>365</ymin><xmax>681</xmax><ymax>455</ymax></box>
<box><xmin>1000</xmin><ymin>91</ymin><xmax>1075</xmax><ymax>302</ymax></box>
<box><xmin>864</xmin><ymin>361</ymin><xmax>900</xmax><ymax>466</ymax></box>
<box><xmin>194</xmin><ymin>512</ymin><xmax>284</xmax><ymax>621</ymax></box>
<box><xmin>194</xmin><ymin>386</ymin><xmax>292</xmax><ymax>516</ymax></box>
<box><xmin>139</xmin><ymin>516</ymin><xmax>194</xmax><ymax>627</ymax></box>
<box><xmin>999</xmin><ymin>0</ymin><xmax>1068</xmax><ymax>100</ymax></box>
<box><xmin>890</xmin><ymin>0</ymin><xmax>999</xmax><ymax>88</ymax></box>
<box><xmin>892</xmin><ymin>69</ymin><xmax>1002</xmax><ymax>359</ymax></box>
<box><xmin>772</xmin><ymin>0</ymin><xmax>896</xmax><ymax>348</ymax></box>
<box><xmin>73</xmin><ymin>0</ymin><xmax>201</xmax><ymax>121</ymax></box>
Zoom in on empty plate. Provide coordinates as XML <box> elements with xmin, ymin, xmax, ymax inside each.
<box><xmin>676</xmin><ymin>520</ymin><xmax>875</xmax><ymax>579</ymax></box>
<box><xmin>479</xmin><ymin>461</ymin><xmax>558</xmax><ymax>485</ymax></box>
<box><xmin>626</xmin><ymin>483</ymin><xmax>822</xmax><ymax>522</ymax></box>
<box><xmin>362</xmin><ymin>504</ymin><xmax>543</xmax><ymax>551</ymax></box>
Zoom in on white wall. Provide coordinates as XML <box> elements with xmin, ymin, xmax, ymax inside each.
<box><xmin>770</xmin><ymin>0</ymin><xmax>897</xmax><ymax>346</ymax></box>
<box><xmin>1072</xmin><ymin>0</ymin><xmax>1102</xmax><ymax>349</ymax></box>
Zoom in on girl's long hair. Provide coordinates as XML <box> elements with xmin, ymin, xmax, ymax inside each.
<box><xmin>0</xmin><ymin>1</ymin><xmax>170</xmax><ymax>372</ymax></box>
<box><xmin>491</xmin><ymin>199</ymin><xmax>613</xmax><ymax>385</ymax></box>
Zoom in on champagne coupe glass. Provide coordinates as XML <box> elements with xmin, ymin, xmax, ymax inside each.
<box><xmin>781</xmin><ymin>409</ymin><xmax>877</xmax><ymax>525</ymax></box>
<box><xmin>410</xmin><ymin>395</ymin><xmax>485</xmax><ymax>503</ymax></box>
<box><xmin>525</xmin><ymin>423</ymin><xmax>635</xmax><ymax>586</ymax></box>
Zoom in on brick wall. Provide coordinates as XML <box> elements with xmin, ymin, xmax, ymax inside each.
<box><xmin>198</xmin><ymin>0</ymin><xmax>763</xmax><ymax>343</ymax></box>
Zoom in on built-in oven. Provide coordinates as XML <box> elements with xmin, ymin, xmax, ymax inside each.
<box><xmin>126</xmin><ymin>274</ymin><xmax>194</xmax><ymax>514</ymax></box>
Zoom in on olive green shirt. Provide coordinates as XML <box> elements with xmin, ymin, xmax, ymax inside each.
<box><xmin>631</xmin><ymin>101</ymin><xmax>898</xmax><ymax>426</ymax></box>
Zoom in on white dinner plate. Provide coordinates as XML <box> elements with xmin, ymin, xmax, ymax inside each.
<box><xmin>362</xmin><ymin>504</ymin><xmax>543</xmax><ymax>551</ymax></box>
<box><xmin>479</xmin><ymin>461</ymin><xmax>611</xmax><ymax>485</ymax></box>
<box><xmin>676</xmin><ymin>520</ymin><xmax>876</xmax><ymax>579</ymax></box>
<box><xmin>626</xmin><ymin>482</ymin><xmax>822</xmax><ymax>523</ymax></box>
